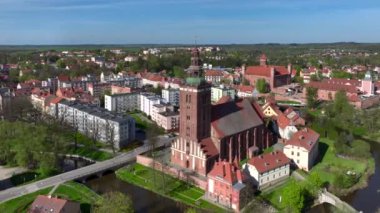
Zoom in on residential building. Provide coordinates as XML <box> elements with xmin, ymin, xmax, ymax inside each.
<box><xmin>55</xmin><ymin>101</ymin><xmax>135</xmax><ymax>150</ymax></box>
<box><xmin>0</xmin><ymin>88</ymin><xmax>11</xmax><ymax>113</ymax></box>
<box><xmin>162</xmin><ymin>88</ymin><xmax>180</xmax><ymax>106</ymax></box>
<box><xmin>244</xmin><ymin>151</ymin><xmax>290</xmax><ymax>189</ymax></box>
<box><xmin>235</xmin><ymin>85</ymin><xmax>254</xmax><ymax>98</ymax></box>
<box><xmin>206</xmin><ymin>161</ymin><xmax>247</xmax><ymax>211</ymax></box>
<box><xmin>29</xmin><ymin>195</ymin><xmax>80</xmax><ymax>213</ymax></box>
<box><xmin>104</xmin><ymin>93</ymin><xmax>140</xmax><ymax>113</ymax></box>
<box><xmin>211</xmin><ymin>85</ymin><xmax>235</xmax><ymax>102</ymax></box>
<box><xmin>140</xmin><ymin>93</ymin><xmax>162</xmax><ymax>116</ymax></box>
<box><xmin>111</xmin><ymin>85</ymin><xmax>135</xmax><ymax>94</ymax></box>
<box><xmin>283</xmin><ymin>128</ymin><xmax>319</xmax><ymax>171</ymax></box>
<box><xmin>204</xmin><ymin>70</ymin><xmax>224</xmax><ymax>84</ymax></box>
<box><xmin>155</xmin><ymin>111</ymin><xmax>180</xmax><ymax>131</ymax></box>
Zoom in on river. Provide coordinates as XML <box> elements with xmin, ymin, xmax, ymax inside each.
<box><xmin>84</xmin><ymin>173</ymin><xmax>189</xmax><ymax>213</ymax></box>
<box><xmin>342</xmin><ymin>141</ymin><xmax>380</xmax><ymax>212</ymax></box>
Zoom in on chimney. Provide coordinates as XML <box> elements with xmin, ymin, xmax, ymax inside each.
<box><xmin>288</xmin><ymin>64</ymin><xmax>292</xmax><ymax>74</ymax></box>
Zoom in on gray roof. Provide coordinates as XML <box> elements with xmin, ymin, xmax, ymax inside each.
<box><xmin>233</xmin><ymin>182</ymin><xmax>246</xmax><ymax>191</ymax></box>
<box><xmin>212</xmin><ymin>99</ymin><xmax>263</xmax><ymax>138</ymax></box>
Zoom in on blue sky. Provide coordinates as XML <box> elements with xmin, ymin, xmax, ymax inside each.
<box><xmin>1</xmin><ymin>0</ymin><xmax>380</xmax><ymax>44</ymax></box>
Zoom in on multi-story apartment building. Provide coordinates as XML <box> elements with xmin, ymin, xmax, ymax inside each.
<box><xmin>54</xmin><ymin>101</ymin><xmax>135</xmax><ymax>149</ymax></box>
<box><xmin>211</xmin><ymin>85</ymin><xmax>236</xmax><ymax>102</ymax></box>
<box><xmin>244</xmin><ymin>151</ymin><xmax>290</xmax><ymax>189</ymax></box>
<box><xmin>162</xmin><ymin>88</ymin><xmax>180</xmax><ymax>107</ymax></box>
<box><xmin>104</xmin><ymin>93</ymin><xmax>140</xmax><ymax>113</ymax></box>
<box><xmin>140</xmin><ymin>93</ymin><xmax>162</xmax><ymax>116</ymax></box>
<box><xmin>283</xmin><ymin>128</ymin><xmax>319</xmax><ymax>171</ymax></box>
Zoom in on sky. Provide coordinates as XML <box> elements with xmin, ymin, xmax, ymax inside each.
<box><xmin>1</xmin><ymin>0</ymin><xmax>380</xmax><ymax>44</ymax></box>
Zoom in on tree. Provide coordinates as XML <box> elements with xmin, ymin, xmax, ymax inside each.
<box><xmin>255</xmin><ymin>78</ymin><xmax>267</xmax><ymax>93</ymax></box>
<box><xmin>56</xmin><ymin>59</ymin><xmax>66</xmax><ymax>69</ymax></box>
<box><xmin>94</xmin><ymin>192</ymin><xmax>133</xmax><ymax>213</ymax></box>
<box><xmin>307</xmin><ymin>172</ymin><xmax>323</xmax><ymax>195</ymax></box>
<box><xmin>105</xmin><ymin>120</ymin><xmax>117</xmax><ymax>154</ymax></box>
<box><xmin>242</xmin><ymin>78</ymin><xmax>250</xmax><ymax>86</ymax></box>
<box><xmin>282</xmin><ymin>180</ymin><xmax>305</xmax><ymax>213</ymax></box>
<box><xmin>172</xmin><ymin>66</ymin><xmax>186</xmax><ymax>79</ymax></box>
<box><xmin>306</xmin><ymin>87</ymin><xmax>318</xmax><ymax>109</ymax></box>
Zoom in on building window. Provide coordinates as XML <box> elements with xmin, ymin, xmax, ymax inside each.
<box><xmin>273</xmin><ymin>174</ymin><xmax>275</xmax><ymax>179</ymax></box>
<box><xmin>187</xmin><ymin>116</ymin><xmax>190</xmax><ymax>120</ymax></box>
<box><xmin>291</xmin><ymin>151</ymin><xmax>294</xmax><ymax>155</ymax></box>
<box><xmin>297</xmin><ymin>160</ymin><xmax>300</xmax><ymax>164</ymax></box>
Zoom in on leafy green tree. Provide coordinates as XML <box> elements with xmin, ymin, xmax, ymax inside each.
<box><xmin>282</xmin><ymin>180</ymin><xmax>305</xmax><ymax>213</ymax></box>
<box><xmin>306</xmin><ymin>87</ymin><xmax>318</xmax><ymax>109</ymax></box>
<box><xmin>255</xmin><ymin>78</ymin><xmax>268</xmax><ymax>93</ymax></box>
<box><xmin>307</xmin><ymin>172</ymin><xmax>323</xmax><ymax>195</ymax></box>
<box><xmin>56</xmin><ymin>59</ymin><xmax>66</xmax><ymax>69</ymax></box>
<box><xmin>173</xmin><ymin>66</ymin><xmax>186</xmax><ymax>79</ymax></box>
<box><xmin>94</xmin><ymin>192</ymin><xmax>133</xmax><ymax>213</ymax></box>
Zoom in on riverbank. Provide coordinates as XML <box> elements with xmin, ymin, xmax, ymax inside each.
<box><xmin>311</xmin><ymin>138</ymin><xmax>375</xmax><ymax>196</ymax></box>
<box><xmin>115</xmin><ymin>163</ymin><xmax>226</xmax><ymax>213</ymax></box>
<box><xmin>0</xmin><ymin>181</ymin><xmax>100</xmax><ymax>212</ymax></box>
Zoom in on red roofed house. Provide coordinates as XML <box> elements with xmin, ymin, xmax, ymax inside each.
<box><xmin>283</xmin><ymin>128</ymin><xmax>320</xmax><ymax>171</ymax></box>
<box><xmin>171</xmin><ymin>78</ymin><xmax>273</xmax><ymax>176</ymax></box>
<box><xmin>204</xmin><ymin>70</ymin><xmax>224</xmax><ymax>84</ymax></box>
<box><xmin>206</xmin><ymin>161</ymin><xmax>247</xmax><ymax>211</ymax></box>
<box><xmin>29</xmin><ymin>195</ymin><xmax>80</xmax><ymax>213</ymax></box>
<box><xmin>243</xmin><ymin>54</ymin><xmax>295</xmax><ymax>90</ymax></box>
<box><xmin>244</xmin><ymin>151</ymin><xmax>290</xmax><ymax>189</ymax></box>
<box><xmin>235</xmin><ymin>85</ymin><xmax>254</xmax><ymax>98</ymax></box>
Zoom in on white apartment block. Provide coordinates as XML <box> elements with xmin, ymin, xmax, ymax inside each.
<box><xmin>155</xmin><ymin>111</ymin><xmax>179</xmax><ymax>131</ymax></box>
<box><xmin>211</xmin><ymin>85</ymin><xmax>236</xmax><ymax>102</ymax></box>
<box><xmin>244</xmin><ymin>151</ymin><xmax>290</xmax><ymax>189</ymax></box>
<box><xmin>55</xmin><ymin>101</ymin><xmax>135</xmax><ymax>150</ymax></box>
<box><xmin>140</xmin><ymin>93</ymin><xmax>162</xmax><ymax>117</ymax></box>
<box><xmin>104</xmin><ymin>93</ymin><xmax>140</xmax><ymax>113</ymax></box>
<box><xmin>162</xmin><ymin>88</ymin><xmax>180</xmax><ymax>106</ymax></box>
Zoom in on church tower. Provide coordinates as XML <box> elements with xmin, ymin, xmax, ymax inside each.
<box><xmin>260</xmin><ymin>54</ymin><xmax>268</xmax><ymax>66</ymax></box>
<box><xmin>179</xmin><ymin>78</ymin><xmax>211</xmax><ymax>141</ymax></box>
<box><xmin>362</xmin><ymin>71</ymin><xmax>375</xmax><ymax>95</ymax></box>
<box><xmin>188</xmin><ymin>48</ymin><xmax>202</xmax><ymax>77</ymax></box>
<box><xmin>171</xmin><ymin>77</ymin><xmax>212</xmax><ymax>175</ymax></box>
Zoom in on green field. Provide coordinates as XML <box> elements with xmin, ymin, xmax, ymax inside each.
<box><xmin>0</xmin><ymin>182</ymin><xmax>100</xmax><ymax>213</ymax></box>
<box><xmin>260</xmin><ymin>179</ymin><xmax>293</xmax><ymax>210</ymax></box>
<box><xmin>116</xmin><ymin>164</ymin><xmax>225</xmax><ymax>212</ymax></box>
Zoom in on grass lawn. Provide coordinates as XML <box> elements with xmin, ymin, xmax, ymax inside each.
<box><xmin>116</xmin><ymin>164</ymin><xmax>225</xmax><ymax>212</ymax></box>
<box><xmin>260</xmin><ymin>178</ymin><xmax>293</xmax><ymax>210</ymax></box>
<box><xmin>311</xmin><ymin>138</ymin><xmax>373</xmax><ymax>191</ymax></box>
<box><xmin>0</xmin><ymin>182</ymin><xmax>100</xmax><ymax>213</ymax></box>
<box><xmin>52</xmin><ymin>182</ymin><xmax>101</xmax><ymax>212</ymax></box>
<box><xmin>0</xmin><ymin>187</ymin><xmax>52</xmax><ymax>213</ymax></box>
<box><xmin>277</xmin><ymin>100</ymin><xmax>301</xmax><ymax>105</ymax></box>
<box><xmin>68</xmin><ymin>146</ymin><xmax>113</xmax><ymax>161</ymax></box>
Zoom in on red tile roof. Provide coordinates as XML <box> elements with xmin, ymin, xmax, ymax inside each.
<box><xmin>247</xmin><ymin>151</ymin><xmax>290</xmax><ymax>174</ymax></box>
<box><xmin>245</xmin><ymin>65</ymin><xmax>293</xmax><ymax>77</ymax></box>
<box><xmin>205</xmin><ymin>70</ymin><xmax>224</xmax><ymax>77</ymax></box>
<box><xmin>58</xmin><ymin>74</ymin><xmax>70</xmax><ymax>82</ymax></box>
<box><xmin>277</xmin><ymin>113</ymin><xmax>291</xmax><ymax>129</ymax></box>
<box><xmin>285</xmin><ymin>128</ymin><xmax>319</xmax><ymax>151</ymax></box>
<box><xmin>29</xmin><ymin>195</ymin><xmax>72</xmax><ymax>213</ymax></box>
<box><xmin>306</xmin><ymin>81</ymin><xmax>358</xmax><ymax>93</ymax></box>
<box><xmin>236</xmin><ymin>85</ymin><xmax>254</xmax><ymax>93</ymax></box>
<box><xmin>208</xmin><ymin>161</ymin><xmax>244</xmax><ymax>184</ymax></box>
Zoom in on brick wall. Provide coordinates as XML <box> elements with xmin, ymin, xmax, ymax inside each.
<box><xmin>136</xmin><ymin>155</ymin><xmax>207</xmax><ymax>190</ymax></box>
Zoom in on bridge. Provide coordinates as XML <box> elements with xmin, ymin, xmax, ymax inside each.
<box><xmin>0</xmin><ymin>136</ymin><xmax>173</xmax><ymax>203</ymax></box>
<box><xmin>315</xmin><ymin>189</ymin><xmax>358</xmax><ymax>213</ymax></box>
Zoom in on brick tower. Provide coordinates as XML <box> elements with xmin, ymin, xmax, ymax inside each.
<box><xmin>171</xmin><ymin>77</ymin><xmax>213</xmax><ymax>175</ymax></box>
<box><xmin>188</xmin><ymin>48</ymin><xmax>202</xmax><ymax>77</ymax></box>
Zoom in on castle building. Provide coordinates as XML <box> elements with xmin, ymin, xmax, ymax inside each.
<box><xmin>171</xmin><ymin>77</ymin><xmax>274</xmax><ymax>176</ymax></box>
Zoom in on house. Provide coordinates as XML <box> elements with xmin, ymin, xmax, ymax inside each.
<box><xmin>244</xmin><ymin>151</ymin><xmax>290</xmax><ymax>189</ymax></box>
<box><xmin>277</xmin><ymin>113</ymin><xmax>298</xmax><ymax>140</ymax></box>
<box><xmin>206</xmin><ymin>161</ymin><xmax>247</xmax><ymax>211</ymax></box>
<box><xmin>283</xmin><ymin>128</ymin><xmax>319</xmax><ymax>171</ymax></box>
<box><xmin>28</xmin><ymin>195</ymin><xmax>80</xmax><ymax>213</ymax></box>
<box><xmin>235</xmin><ymin>85</ymin><xmax>254</xmax><ymax>98</ymax></box>
<box><xmin>204</xmin><ymin>70</ymin><xmax>224</xmax><ymax>84</ymax></box>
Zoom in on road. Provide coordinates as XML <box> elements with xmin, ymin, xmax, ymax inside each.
<box><xmin>0</xmin><ymin>136</ymin><xmax>173</xmax><ymax>203</ymax></box>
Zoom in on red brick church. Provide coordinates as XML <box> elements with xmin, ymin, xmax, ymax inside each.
<box><xmin>243</xmin><ymin>54</ymin><xmax>296</xmax><ymax>89</ymax></box>
<box><xmin>171</xmin><ymin>78</ymin><xmax>274</xmax><ymax>176</ymax></box>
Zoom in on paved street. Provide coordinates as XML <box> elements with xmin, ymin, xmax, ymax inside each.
<box><xmin>0</xmin><ymin>136</ymin><xmax>173</xmax><ymax>203</ymax></box>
